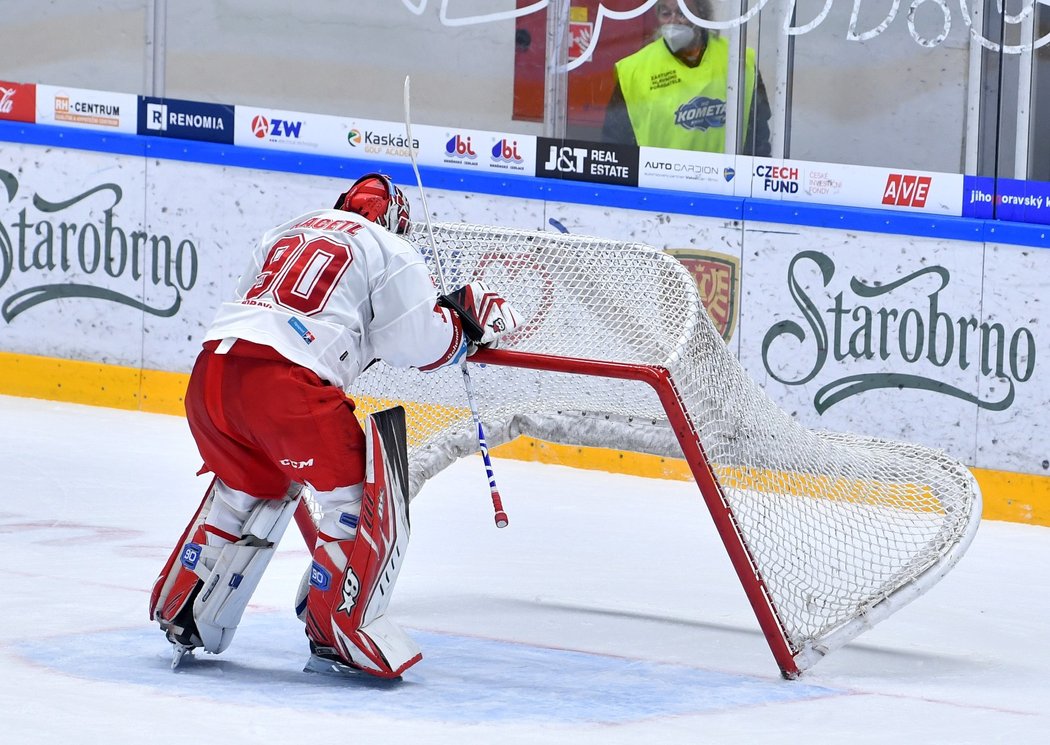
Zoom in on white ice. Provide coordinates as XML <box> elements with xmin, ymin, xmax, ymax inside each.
<box><xmin>1</xmin><ymin>394</ymin><xmax>1047</xmax><ymax>744</ymax></box>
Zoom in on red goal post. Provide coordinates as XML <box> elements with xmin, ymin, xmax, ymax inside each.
<box><xmin>471</xmin><ymin>346</ymin><xmax>798</xmax><ymax>675</ymax></box>
<box><xmin>299</xmin><ymin>222</ymin><xmax>981</xmax><ymax>678</ymax></box>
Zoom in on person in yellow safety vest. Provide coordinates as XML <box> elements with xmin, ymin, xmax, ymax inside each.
<box><xmin>602</xmin><ymin>0</ymin><xmax>771</xmax><ymax>156</ymax></box>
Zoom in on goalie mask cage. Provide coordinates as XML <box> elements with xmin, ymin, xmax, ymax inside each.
<box><xmin>315</xmin><ymin>222</ymin><xmax>980</xmax><ymax>679</ymax></box>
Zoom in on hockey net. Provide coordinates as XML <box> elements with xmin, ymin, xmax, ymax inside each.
<box><xmin>331</xmin><ymin>222</ymin><xmax>980</xmax><ymax>678</ymax></box>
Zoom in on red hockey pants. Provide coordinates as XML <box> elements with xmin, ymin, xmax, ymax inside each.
<box><xmin>184</xmin><ymin>339</ymin><xmax>366</xmax><ymax>499</ymax></box>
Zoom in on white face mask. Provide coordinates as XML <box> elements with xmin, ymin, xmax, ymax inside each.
<box><xmin>661</xmin><ymin>23</ymin><xmax>697</xmax><ymax>53</ymax></box>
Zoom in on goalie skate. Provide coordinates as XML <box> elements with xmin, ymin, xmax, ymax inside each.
<box><xmin>303</xmin><ymin>645</ymin><xmax>357</xmax><ymax>677</ymax></box>
<box><xmin>170</xmin><ymin>643</ymin><xmax>195</xmax><ymax>670</ymax></box>
<box><xmin>301</xmin><ymin>641</ymin><xmax>401</xmax><ymax>685</ymax></box>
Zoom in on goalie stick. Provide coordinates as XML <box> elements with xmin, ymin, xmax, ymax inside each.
<box><xmin>403</xmin><ymin>75</ymin><xmax>509</xmax><ymax>529</ymax></box>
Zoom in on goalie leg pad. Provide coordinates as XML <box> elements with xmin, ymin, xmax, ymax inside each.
<box><xmin>294</xmin><ymin>482</ymin><xmax>364</xmax><ymax>622</ymax></box>
<box><xmin>304</xmin><ymin>406</ymin><xmax>420</xmax><ymax>678</ymax></box>
<box><xmin>314</xmin><ymin>482</ymin><xmax>365</xmax><ymax>544</ymax></box>
<box><xmin>193</xmin><ymin>484</ymin><xmax>301</xmax><ymax>653</ymax></box>
<box><xmin>151</xmin><ymin>480</ymin><xmax>301</xmax><ymax>653</ymax></box>
<box><xmin>149</xmin><ymin>477</ymin><xmax>231</xmax><ymax>638</ymax></box>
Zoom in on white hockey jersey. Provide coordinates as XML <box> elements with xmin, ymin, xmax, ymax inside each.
<box><xmin>204</xmin><ymin>209</ymin><xmax>460</xmax><ymax>389</ymax></box>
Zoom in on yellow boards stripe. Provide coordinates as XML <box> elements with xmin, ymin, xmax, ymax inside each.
<box><xmin>1</xmin><ymin>351</ymin><xmax>1047</xmax><ymax>526</ymax></box>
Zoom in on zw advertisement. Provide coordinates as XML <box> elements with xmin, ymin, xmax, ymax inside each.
<box><xmin>35</xmin><ymin>84</ymin><xmax>137</xmax><ymax>134</ymax></box>
<box><xmin>234</xmin><ymin>106</ymin><xmax>341</xmax><ymax>152</ymax></box>
<box><xmin>535</xmin><ymin>137</ymin><xmax>638</xmax><ymax>187</ymax></box>
<box><xmin>138</xmin><ymin>96</ymin><xmax>234</xmax><ymax>144</ymax></box>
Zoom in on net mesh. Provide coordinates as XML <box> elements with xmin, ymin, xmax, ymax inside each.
<box><xmin>343</xmin><ymin>223</ymin><xmax>980</xmax><ymax>658</ymax></box>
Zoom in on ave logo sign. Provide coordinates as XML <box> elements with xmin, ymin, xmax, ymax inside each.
<box><xmin>882</xmin><ymin>173</ymin><xmax>932</xmax><ymax>208</ymax></box>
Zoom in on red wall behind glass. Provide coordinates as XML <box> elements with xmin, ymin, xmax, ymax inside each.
<box><xmin>513</xmin><ymin>1</ymin><xmax>653</xmax><ymax>135</ymax></box>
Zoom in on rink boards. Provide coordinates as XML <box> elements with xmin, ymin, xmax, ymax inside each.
<box><xmin>0</xmin><ymin>129</ymin><xmax>1048</xmax><ymax>526</ymax></box>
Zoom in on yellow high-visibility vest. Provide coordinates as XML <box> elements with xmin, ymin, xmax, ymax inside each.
<box><xmin>615</xmin><ymin>35</ymin><xmax>756</xmax><ymax>152</ymax></box>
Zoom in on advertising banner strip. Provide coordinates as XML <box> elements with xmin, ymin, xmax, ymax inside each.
<box><xmin>536</xmin><ymin>136</ymin><xmax>640</xmax><ymax>187</ymax></box>
<box><xmin>35</xmin><ymin>84</ymin><xmax>137</xmax><ymax>134</ymax></box>
<box><xmin>964</xmin><ymin>176</ymin><xmax>1050</xmax><ymax>226</ymax></box>
<box><xmin>745</xmin><ymin>158</ymin><xmax>965</xmax><ymax>217</ymax></box>
<box><xmin>0</xmin><ymin>80</ymin><xmax>36</xmax><ymax>123</ymax></box>
<box><xmin>138</xmin><ymin>97</ymin><xmax>234</xmax><ymax>145</ymax></box>
<box><xmin>233</xmin><ymin>105</ymin><xmax>347</xmax><ymax>154</ymax></box>
<box><xmin>638</xmin><ymin>146</ymin><xmax>747</xmax><ymax>197</ymax></box>
<box><xmin>5</xmin><ymin>118</ymin><xmax>1045</xmax><ymax>246</ymax></box>
<box><xmin>408</xmin><ymin>122</ymin><xmax>537</xmax><ymax>177</ymax></box>
<box><xmin>231</xmin><ymin>109</ymin><xmax>541</xmax><ymax>179</ymax></box>
<box><xmin>231</xmin><ymin>107</ymin><xmax>533</xmax><ymax>177</ymax></box>
<box><xmin>340</xmin><ymin>117</ymin><xmax>539</xmax><ymax>177</ymax></box>
<box><xmin>10</xmin><ymin>78</ymin><xmax>1050</xmax><ymax>225</ymax></box>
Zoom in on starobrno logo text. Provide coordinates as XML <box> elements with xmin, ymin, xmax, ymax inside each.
<box><xmin>0</xmin><ymin>169</ymin><xmax>198</xmax><ymax>323</ymax></box>
<box><xmin>761</xmin><ymin>250</ymin><xmax>1035</xmax><ymax>413</ymax></box>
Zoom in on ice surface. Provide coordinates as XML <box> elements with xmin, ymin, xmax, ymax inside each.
<box><xmin>1</xmin><ymin>395</ymin><xmax>1047</xmax><ymax>744</ymax></box>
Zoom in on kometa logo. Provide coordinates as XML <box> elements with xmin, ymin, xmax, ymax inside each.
<box><xmin>674</xmin><ymin>96</ymin><xmax>726</xmax><ymax>131</ymax></box>
<box><xmin>882</xmin><ymin>174</ymin><xmax>931</xmax><ymax>208</ymax></box>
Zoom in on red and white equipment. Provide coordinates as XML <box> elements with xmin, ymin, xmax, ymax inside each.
<box><xmin>151</xmin><ymin>481</ymin><xmax>300</xmax><ymax>657</ymax></box>
<box><xmin>302</xmin><ymin>406</ymin><xmax>420</xmax><ymax>678</ymax></box>
<box><xmin>333</xmin><ymin>172</ymin><xmax>412</xmax><ymax>236</ymax></box>
<box><xmin>293</xmin><ymin>222</ymin><xmax>983</xmax><ymax>679</ymax></box>
<box><xmin>440</xmin><ymin>281</ymin><xmax>523</xmax><ymax>348</ymax></box>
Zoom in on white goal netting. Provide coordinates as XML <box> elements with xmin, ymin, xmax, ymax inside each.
<box><xmin>345</xmin><ymin>222</ymin><xmax>981</xmax><ymax>676</ymax></box>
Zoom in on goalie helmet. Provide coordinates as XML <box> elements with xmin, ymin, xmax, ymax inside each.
<box><xmin>334</xmin><ymin>173</ymin><xmax>412</xmax><ymax>236</ymax></box>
